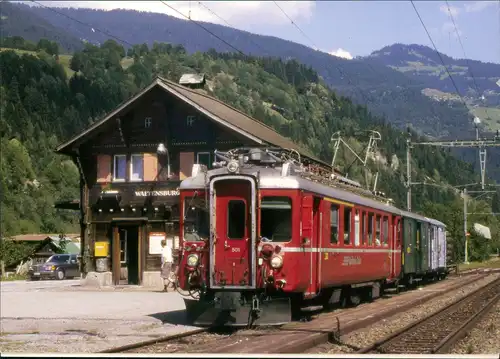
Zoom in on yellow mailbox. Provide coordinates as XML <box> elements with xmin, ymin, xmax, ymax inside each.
<box><xmin>94</xmin><ymin>241</ymin><xmax>109</xmax><ymax>257</ymax></box>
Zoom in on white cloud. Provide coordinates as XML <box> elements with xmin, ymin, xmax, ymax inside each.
<box><xmin>326</xmin><ymin>48</ymin><xmax>353</xmax><ymax>60</ymax></box>
<box><xmin>441</xmin><ymin>21</ymin><xmax>462</xmax><ymax>37</ymax></box>
<box><xmin>439</xmin><ymin>4</ymin><xmax>460</xmax><ymax>17</ymax></box>
<box><xmin>463</xmin><ymin>1</ymin><xmax>496</xmax><ymax>13</ymax></box>
<box><xmin>29</xmin><ymin>1</ymin><xmax>315</xmax><ymax>27</ymax></box>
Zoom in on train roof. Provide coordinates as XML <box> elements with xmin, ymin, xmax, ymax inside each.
<box><xmin>180</xmin><ymin>149</ymin><xmax>446</xmax><ymax>228</ymax></box>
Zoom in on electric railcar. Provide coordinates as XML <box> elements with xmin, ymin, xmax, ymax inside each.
<box><xmin>176</xmin><ymin>147</ymin><xmax>448</xmax><ymax>327</ymax></box>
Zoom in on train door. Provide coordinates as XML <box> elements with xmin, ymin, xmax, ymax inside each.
<box><xmin>300</xmin><ymin>194</ymin><xmax>314</xmax><ymax>294</ymax></box>
<box><xmin>209</xmin><ymin>177</ymin><xmax>257</xmax><ymax>289</ymax></box>
<box><xmin>391</xmin><ymin>216</ymin><xmax>402</xmax><ymax>280</ymax></box>
<box><xmin>311</xmin><ymin>197</ymin><xmax>321</xmax><ymax>295</ymax></box>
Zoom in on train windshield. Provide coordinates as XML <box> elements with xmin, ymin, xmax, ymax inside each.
<box><xmin>183</xmin><ymin>197</ymin><xmax>210</xmax><ymax>241</ymax></box>
<box><xmin>260</xmin><ymin>196</ymin><xmax>292</xmax><ymax>242</ymax></box>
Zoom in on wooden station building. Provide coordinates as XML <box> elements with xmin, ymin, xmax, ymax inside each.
<box><xmin>55</xmin><ymin>75</ymin><xmax>321</xmax><ymax>287</ymax></box>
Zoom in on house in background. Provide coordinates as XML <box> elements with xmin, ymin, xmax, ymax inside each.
<box><xmin>54</xmin><ymin>75</ymin><xmax>324</xmax><ymax>288</ymax></box>
<box><xmin>4</xmin><ymin>234</ymin><xmax>80</xmax><ymax>273</ymax></box>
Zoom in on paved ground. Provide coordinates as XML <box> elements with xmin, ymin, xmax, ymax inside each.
<box><xmin>0</xmin><ymin>280</ymin><xmax>200</xmax><ymax>353</ymax></box>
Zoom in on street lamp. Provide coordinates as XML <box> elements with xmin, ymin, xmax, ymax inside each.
<box><xmin>157</xmin><ymin>143</ymin><xmax>171</xmax><ymax>179</ymax></box>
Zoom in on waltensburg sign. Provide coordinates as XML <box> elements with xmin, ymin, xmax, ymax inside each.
<box><xmin>135</xmin><ymin>189</ymin><xmax>180</xmax><ymax>197</ymax></box>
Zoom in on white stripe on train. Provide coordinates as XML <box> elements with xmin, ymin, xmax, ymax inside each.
<box><xmin>259</xmin><ymin>246</ymin><xmax>400</xmax><ymax>254</ymax></box>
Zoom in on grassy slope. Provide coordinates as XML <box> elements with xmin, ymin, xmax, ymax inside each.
<box><xmin>0</xmin><ymin>47</ymin><xmax>137</xmax><ymax>81</ymax></box>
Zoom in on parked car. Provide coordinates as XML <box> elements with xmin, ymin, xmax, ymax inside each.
<box><xmin>28</xmin><ymin>254</ymin><xmax>80</xmax><ymax>280</ymax></box>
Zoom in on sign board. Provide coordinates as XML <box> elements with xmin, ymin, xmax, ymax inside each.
<box><xmin>135</xmin><ymin>189</ymin><xmax>180</xmax><ymax>197</ymax></box>
<box><xmin>149</xmin><ymin>232</ymin><xmax>166</xmax><ymax>255</ymax></box>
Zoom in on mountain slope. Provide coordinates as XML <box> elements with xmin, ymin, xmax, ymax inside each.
<box><xmin>4</xmin><ymin>3</ymin><xmax>499</xmax><ymax>180</ymax></box>
<box><xmin>1</xmin><ymin>39</ymin><xmax>498</xmax><ymax>258</ymax></box>
<box><xmin>11</xmin><ymin>4</ymin><xmax>476</xmax><ymax>136</ymax></box>
<box><xmin>0</xmin><ymin>2</ymin><xmax>83</xmax><ymax>53</ymax></box>
<box><xmin>367</xmin><ymin>43</ymin><xmax>500</xmax><ymax>130</ymax></box>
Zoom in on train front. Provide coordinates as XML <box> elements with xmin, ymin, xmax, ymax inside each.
<box><xmin>177</xmin><ymin>149</ymin><xmax>292</xmax><ymax>327</ymax></box>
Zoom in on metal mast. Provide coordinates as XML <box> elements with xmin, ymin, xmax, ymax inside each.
<box><xmin>331</xmin><ymin>130</ymin><xmax>382</xmax><ymax>191</ymax></box>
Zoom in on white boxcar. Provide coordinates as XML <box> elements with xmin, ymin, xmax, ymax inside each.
<box><xmin>437</xmin><ymin>227</ymin><xmax>447</xmax><ymax>269</ymax></box>
<box><xmin>430</xmin><ymin>226</ymin><xmax>440</xmax><ymax>271</ymax></box>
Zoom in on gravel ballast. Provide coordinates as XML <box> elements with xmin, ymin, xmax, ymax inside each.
<box><xmin>450</xmin><ymin>300</ymin><xmax>500</xmax><ymax>354</ymax></box>
<box><xmin>307</xmin><ymin>274</ymin><xmax>500</xmax><ymax>354</ymax></box>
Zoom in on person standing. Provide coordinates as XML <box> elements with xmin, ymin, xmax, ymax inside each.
<box><xmin>160</xmin><ymin>239</ymin><xmax>173</xmax><ymax>292</ymax></box>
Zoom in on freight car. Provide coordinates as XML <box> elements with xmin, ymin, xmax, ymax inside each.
<box><xmin>176</xmin><ymin>147</ymin><xmax>448</xmax><ymax>327</ymax></box>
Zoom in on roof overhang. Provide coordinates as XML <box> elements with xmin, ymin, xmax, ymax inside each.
<box><xmin>54</xmin><ymin>200</ymin><xmax>80</xmax><ymax>211</ymax></box>
<box><xmin>55</xmin><ymin>78</ymin><xmax>264</xmax><ymax>156</ymax></box>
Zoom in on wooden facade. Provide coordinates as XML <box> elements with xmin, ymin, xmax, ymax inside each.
<box><xmin>56</xmin><ymin>76</ymin><xmax>321</xmax><ymax>286</ymax></box>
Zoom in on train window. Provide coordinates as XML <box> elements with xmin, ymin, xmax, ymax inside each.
<box><xmin>354</xmin><ymin>210</ymin><xmax>361</xmax><ymax>246</ymax></box>
<box><xmin>260</xmin><ymin>197</ymin><xmax>292</xmax><ymax>242</ymax></box>
<box><xmin>330</xmin><ymin>204</ymin><xmax>339</xmax><ymax>244</ymax></box>
<box><xmin>397</xmin><ymin>220</ymin><xmax>402</xmax><ymax>246</ymax></box>
<box><xmin>183</xmin><ymin>197</ymin><xmax>209</xmax><ymax>241</ymax></box>
<box><xmin>361</xmin><ymin>212</ymin><xmax>366</xmax><ymax>245</ymax></box>
<box><xmin>382</xmin><ymin>217</ymin><xmax>389</xmax><ymax>246</ymax></box>
<box><xmin>227</xmin><ymin>200</ymin><xmax>246</xmax><ymax>239</ymax></box>
<box><xmin>344</xmin><ymin>207</ymin><xmax>351</xmax><ymax>245</ymax></box>
<box><xmin>375</xmin><ymin>215</ymin><xmax>381</xmax><ymax>246</ymax></box>
<box><xmin>368</xmin><ymin>213</ymin><xmax>374</xmax><ymax>246</ymax></box>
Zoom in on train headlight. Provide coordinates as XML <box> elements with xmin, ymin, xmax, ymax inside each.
<box><xmin>187</xmin><ymin>254</ymin><xmax>199</xmax><ymax>267</ymax></box>
<box><xmin>227</xmin><ymin>160</ymin><xmax>239</xmax><ymax>173</ymax></box>
<box><xmin>270</xmin><ymin>255</ymin><xmax>283</xmax><ymax>269</ymax></box>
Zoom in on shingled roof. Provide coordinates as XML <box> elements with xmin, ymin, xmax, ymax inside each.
<box><xmin>55</xmin><ymin>76</ymin><xmax>325</xmax><ymax>165</ymax></box>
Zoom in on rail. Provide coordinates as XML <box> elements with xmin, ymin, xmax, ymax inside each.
<box><xmin>356</xmin><ymin>277</ymin><xmax>500</xmax><ymax>354</ymax></box>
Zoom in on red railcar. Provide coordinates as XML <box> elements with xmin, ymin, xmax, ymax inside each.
<box><xmin>177</xmin><ymin>147</ymin><xmax>405</xmax><ymax>326</ymax></box>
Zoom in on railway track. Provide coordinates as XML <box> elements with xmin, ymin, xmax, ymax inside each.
<box><xmin>99</xmin><ymin>328</ymin><xmax>209</xmax><ymax>353</ymax></box>
<box><xmin>100</xmin><ymin>273</ymin><xmax>493</xmax><ymax>354</ymax></box>
<box><xmin>356</xmin><ymin>277</ymin><xmax>500</xmax><ymax>354</ymax></box>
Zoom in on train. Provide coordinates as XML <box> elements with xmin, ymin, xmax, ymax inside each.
<box><xmin>176</xmin><ymin>147</ymin><xmax>449</xmax><ymax>327</ymax></box>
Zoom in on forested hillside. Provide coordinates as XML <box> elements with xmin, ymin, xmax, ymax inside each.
<box><xmin>3</xmin><ymin>2</ymin><xmax>499</xmax><ymax>181</ymax></box>
<box><xmin>1</xmin><ymin>36</ymin><xmax>499</xmax><ymax>260</ymax></box>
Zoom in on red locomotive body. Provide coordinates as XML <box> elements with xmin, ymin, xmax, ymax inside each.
<box><xmin>177</xmin><ymin>147</ymin><xmax>406</xmax><ymax>326</ymax></box>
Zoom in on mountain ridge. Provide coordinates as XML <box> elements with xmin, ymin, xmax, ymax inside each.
<box><xmin>1</xmin><ymin>2</ymin><xmax>499</xmax><ymax>179</ymax></box>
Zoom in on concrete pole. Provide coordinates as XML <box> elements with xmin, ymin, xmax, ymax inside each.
<box><xmin>464</xmin><ymin>188</ymin><xmax>469</xmax><ymax>264</ymax></box>
<box><xmin>406</xmin><ymin>137</ymin><xmax>412</xmax><ymax>212</ymax></box>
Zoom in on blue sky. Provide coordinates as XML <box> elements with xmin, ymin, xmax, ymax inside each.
<box><xmin>35</xmin><ymin>1</ymin><xmax>500</xmax><ymax>63</ymax></box>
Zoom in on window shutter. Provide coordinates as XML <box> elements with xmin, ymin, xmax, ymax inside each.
<box><xmin>97</xmin><ymin>155</ymin><xmax>112</xmax><ymax>183</ymax></box>
<box><xmin>143</xmin><ymin>153</ymin><xmax>158</xmax><ymax>181</ymax></box>
<box><xmin>179</xmin><ymin>152</ymin><xmax>195</xmax><ymax>180</ymax></box>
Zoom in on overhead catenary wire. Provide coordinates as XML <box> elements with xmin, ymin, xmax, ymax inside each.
<box><xmin>410</xmin><ymin>0</ymin><xmax>469</xmax><ymax>109</ymax></box>
<box><xmin>273</xmin><ymin>1</ymin><xmax>319</xmax><ymax>51</ymax></box>
<box><xmin>271</xmin><ymin>2</ymin><xmax>376</xmax><ymax>110</ymax></box>
<box><xmin>197</xmin><ymin>1</ymin><xmax>270</xmax><ymax>57</ymax></box>
<box><xmin>30</xmin><ymin>0</ymin><xmax>135</xmax><ymax>47</ymax></box>
<box><xmin>159</xmin><ymin>0</ymin><xmax>247</xmax><ymax>57</ymax></box>
<box><xmin>444</xmin><ymin>0</ymin><xmax>490</xmax><ymax>119</ymax></box>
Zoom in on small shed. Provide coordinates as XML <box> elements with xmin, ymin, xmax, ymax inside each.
<box><xmin>179</xmin><ymin>73</ymin><xmax>206</xmax><ymax>89</ymax></box>
<box><xmin>9</xmin><ymin>233</ymin><xmax>80</xmax><ymax>266</ymax></box>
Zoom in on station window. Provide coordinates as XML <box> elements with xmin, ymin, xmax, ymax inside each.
<box><xmin>227</xmin><ymin>200</ymin><xmax>246</xmax><ymax>239</ymax></box>
<box><xmin>382</xmin><ymin>217</ymin><xmax>389</xmax><ymax>246</ymax></box>
<box><xmin>197</xmin><ymin>152</ymin><xmax>211</xmax><ymax>169</ymax></box>
<box><xmin>260</xmin><ymin>197</ymin><xmax>292</xmax><ymax>242</ymax></box>
<box><xmin>368</xmin><ymin>213</ymin><xmax>374</xmax><ymax>246</ymax></box>
<box><xmin>130</xmin><ymin>154</ymin><xmax>144</xmax><ymax>181</ymax></box>
<box><xmin>375</xmin><ymin>215</ymin><xmax>381</xmax><ymax>246</ymax></box>
<box><xmin>113</xmin><ymin>154</ymin><xmax>126</xmax><ymax>182</ymax></box>
<box><xmin>343</xmin><ymin>207</ymin><xmax>351</xmax><ymax>245</ymax></box>
<box><xmin>330</xmin><ymin>204</ymin><xmax>339</xmax><ymax>244</ymax></box>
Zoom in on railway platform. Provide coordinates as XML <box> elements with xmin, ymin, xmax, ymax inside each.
<box><xmin>0</xmin><ymin>279</ymin><xmax>200</xmax><ymax>353</ymax></box>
